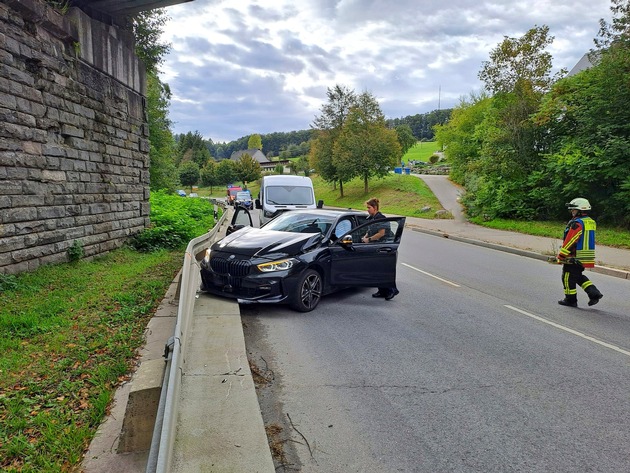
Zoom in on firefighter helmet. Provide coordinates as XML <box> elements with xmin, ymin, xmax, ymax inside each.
<box><xmin>566</xmin><ymin>198</ymin><xmax>591</xmax><ymax>211</ymax></box>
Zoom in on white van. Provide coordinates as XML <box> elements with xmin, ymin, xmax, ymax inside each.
<box><xmin>256</xmin><ymin>175</ymin><xmax>322</xmax><ymax>225</ymax></box>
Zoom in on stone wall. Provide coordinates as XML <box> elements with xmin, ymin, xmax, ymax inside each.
<box><xmin>0</xmin><ymin>0</ymin><xmax>149</xmax><ymax>275</ymax></box>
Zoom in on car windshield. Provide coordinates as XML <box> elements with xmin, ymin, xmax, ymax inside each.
<box><xmin>263</xmin><ymin>212</ymin><xmax>336</xmax><ymax>235</ymax></box>
<box><xmin>266</xmin><ymin>185</ymin><xmax>314</xmax><ymax>205</ymax></box>
<box><xmin>236</xmin><ymin>192</ymin><xmax>251</xmax><ymax>200</ymax></box>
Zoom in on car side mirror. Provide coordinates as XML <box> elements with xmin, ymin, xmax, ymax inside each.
<box><xmin>255</xmin><ymin>199</ymin><xmax>262</xmax><ymax>209</ymax></box>
<box><xmin>317</xmin><ymin>199</ymin><xmax>324</xmax><ymax>209</ymax></box>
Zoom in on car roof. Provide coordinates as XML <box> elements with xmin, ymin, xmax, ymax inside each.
<box><xmin>281</xmin><ymin>208</ymin><xmax>365</xmax><ymax>218</ymax></box>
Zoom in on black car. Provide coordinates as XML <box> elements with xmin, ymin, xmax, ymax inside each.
<box><xmin>199</xmin><ymin>207</ymin><xmax>405</xmax><ymax>312</ymax></box>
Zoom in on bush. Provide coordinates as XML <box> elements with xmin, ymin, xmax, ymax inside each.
<box><xmin>129</xmin><ymin>191</ymin><xmax>217</xmax><ymax>251</ymax></box>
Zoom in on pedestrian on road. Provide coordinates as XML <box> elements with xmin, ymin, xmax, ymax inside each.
<box><xmin>557</xmin><ymin>198</ymin><xmax>604</xmax><ymax>307</ymax></box>
<box><xmin>362</xmin><ymin>197</ymin><xmax>400</xmax><ymax>301</ymax></box>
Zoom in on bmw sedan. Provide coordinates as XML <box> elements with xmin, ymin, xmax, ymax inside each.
<box><xmin>199</xmin><ymin>207</ymin><xmax>405</xmax><ymax>312</ymax></box>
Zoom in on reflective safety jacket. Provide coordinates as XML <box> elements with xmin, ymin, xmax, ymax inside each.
<box><xmin>558</xmin><ymin>216</ymin><xmax>596</xmax><ymax>268</ymax></box>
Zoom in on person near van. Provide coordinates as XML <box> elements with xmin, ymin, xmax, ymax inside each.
<box><xmin>362</xmin><ymin>198</ymin><xmax>399</xmax><ymax>301</ymax></box>
<box><xmin>557</xmin><ymin>198</ymin><xmax>603</xmax><ymax>307</ymax></box>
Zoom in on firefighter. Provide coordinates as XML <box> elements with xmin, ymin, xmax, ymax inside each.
<box><xmin>557</xmin><ymin>198</ymin><xmax>604</xmax><ymax>307</ymax></box>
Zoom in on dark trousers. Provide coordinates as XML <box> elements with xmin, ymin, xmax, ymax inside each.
<box><xmin>562</xmin><ymin>263</ymin><xmax>593</xmax><ymax>297</ymax></box>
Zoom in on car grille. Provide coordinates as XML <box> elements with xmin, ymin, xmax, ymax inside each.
<box><xmin>210</xmin><ymin>257</ymin><xmax>252</xmax><ymax>277</ymax></box>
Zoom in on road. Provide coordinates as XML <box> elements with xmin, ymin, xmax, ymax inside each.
<box><xmin>242</xmin><ymin>227</ymin><xmax>630</xmax><ymax>472</ymax></box>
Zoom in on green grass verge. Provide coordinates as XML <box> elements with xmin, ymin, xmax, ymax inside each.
<box><xmin>469</xmin><ymin>217</ymin><xmax>630</xmax><ymax>249</ymax></box>
<box><xmin>0</xmin><ymin>248</ymin><xmax>182</xmax><ymax>471</ymax></box>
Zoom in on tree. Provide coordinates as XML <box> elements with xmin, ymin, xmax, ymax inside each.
<box><xmin>200</xmin><ymin>161</ymin><xmax>219</xmax><ymax>193</ymax></box>
<box><xmin>248</xmin><ymin>134</ymin><xmax>263</xmax><ymax>150</ymax></box>
<box><xmin>478</xmin><ymin>25</ymin><xmax>564</xmax><ymax>95</ymax></box>
<box><xmin>215</xmin><ymin>159</ymin><xmax>237</xmax><ymax>186</ymax></box>
<box><xmin>333</xmin><ymin>92</ymin><xmax>401</xmax><ymax>193</ymax></box>
<box><xmin>531</xmin><ymin>2</ymin><xmax>630</xmax><ymax>225</ymax></box>
<box><xmin>146</xmin><ymin>71</ymin><xmax>177</xmax><ymax>191</ymax></box>
<box><xmin>234</xmin><ymin>153</ymin><xmax>262</xmax><ymax>186</ymax></box>
<box><xmin>434</xmin><ymin>92</ymin><xmax>491</xmax><ymax>186</ymax></box>
<box><xmin>465</xmin><ymin>25</ymin><xmax>563</xmax><ymax>219</ymax></box>
<box><xmin>395</xmin><ymin>124</ymin><xmax>417</xmax><ymax>158</ymax></box>
<box><xmin>179</xmin><ymin>161</ymin><xmax>200</xmax><ymax>191</ymax></box>
<box><xmin>132</xmin><ymin>9</ymin><xmax>171</xmax><ymax>74</ymax></box>
<box><xmin>310</xmin><ymin>84</ymin><xmax>357</xmax><ymax>197</ymax></box>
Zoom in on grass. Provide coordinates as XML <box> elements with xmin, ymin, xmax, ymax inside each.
<box><xmin>310</xmin><ymin>173</ymin><xmax>444</xmax><ymax>217</ymax></box>
<box><xmin>0</xmin><ymin>192</ymin><xmax>217</xmax><ymax>471</ymax></box>
<box><xmin>470</xmin><ymin>217</ymin><xmax>630</xmax><ymax>249</ymax></box>
<box><xmin>0</xmin><ymin>248</ymin><xmax>183</xmax><ymax>471</ymax></box>
<box><xmin>401</xmin><ymin>141</ymin><xmax>442</xmax><ymax>163</ymax></box>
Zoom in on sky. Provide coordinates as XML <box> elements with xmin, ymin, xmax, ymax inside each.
<box><xmin>159</xmin><ymin>0</ymin><xmax>613</xmax><ymax>144</ymax></box>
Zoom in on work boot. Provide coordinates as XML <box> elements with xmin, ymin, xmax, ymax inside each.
<box><xmin>585</xmin><ymin>286</ymin><xmax>603</xmax><ymax>306</ymax></box>
<box><xmin>558</xmin><ymin>296</ymin><xmax>578</xmax><ymax>307</ymax></box>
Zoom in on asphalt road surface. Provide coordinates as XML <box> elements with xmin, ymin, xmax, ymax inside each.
<box><xmin>242</xmin><ymin>227</ymin><xmax>630</xmax><ymax>472</ymax></box>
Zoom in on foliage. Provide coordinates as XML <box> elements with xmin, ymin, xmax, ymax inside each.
<box><xmin>478</xmin><ymin>25</ymin><xmax>564</xmax><ymax>95</ymax></box>
<box><xmin>531</xmin><ymin>3</ymin><xmax>630</xmax><ymax>226</ymax></box>
<box><xmin>334</xmin><ymin>91</ymin><xmax>401</xmax><ymax>193</ymax></box>
<box><xmin>215</xmin><ymin>159</ymin><xmax>237</xmax><ymax>186</ymax></box>
<box><xmin>234</xmin><ymin>153</ymin><xmax>263</xmax><ymax>185</ymax></box>
<box><xmin>387</xmin><ymin>109</ymin><xmax>453</xmax><ymax>141</ymax></box>
<box><xmin>67</xmin><ymin>240</ymin><xmax>84</xmax><ymax>262</ymax></box>
<box><xmin>439</xmin><ymin>26</ymin><xmax>564</xmax><ymax>220</ymax></box>
<box><xmin>129</xmin><ymin>191</ymin><xmax>216</xmax><ymax>252</ymax></box>
<box><xmin>146</xmin><ymin>72</ymin><xmax>178</xmax><ymax>192</ymax></box>
<box><xmin>434</xmin><ymin>93</ymin><xmax>491</xmax><ymax>185</ymax></box>
<box><xmin>200</xmin><ymin>160</ymin><xmax>219</xmax><ymax>191</ymax></box>
<box><xmin>247</xmin><ymin>134</ymin><xmax>263</xmax><ymax>150</ymax></box>
<box><xmin>395</xmin><ymin>124</ymin><xmax>417</xmax><ymax>157</ymax></box>
<box><xmin>179</xmin><ymin>161</ymin><xmax>200</xmax><ymax>190</ymax></box>
<box><xmin>132</xmin><ymin>9</ymin><xmax>171</xmax><ymax>74</ymax></box>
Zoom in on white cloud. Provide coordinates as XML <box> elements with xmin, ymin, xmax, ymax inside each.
<box><xmin>159</xmin><ymin>0</ymin><xmax>613</xmax><ymax>143</ymax></box>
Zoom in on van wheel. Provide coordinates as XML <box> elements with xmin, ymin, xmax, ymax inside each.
<box><xmin>290</xmin><ymin>269</ymin><xmax>322</xmax><ymax>312</ymax></box>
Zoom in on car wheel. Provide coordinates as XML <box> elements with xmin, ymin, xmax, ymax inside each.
<box><xmin>290</xmin><ymin>269</ymin><xmax>322</xmax><ymax>312</ymax></box>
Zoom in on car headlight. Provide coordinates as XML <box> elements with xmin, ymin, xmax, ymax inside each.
<box><xmin>201</xmin><ymin>248</ymin><xmax>211</xmax><ymax>268</ymax></box>
<box><xmin>257</xmin><ymin>258</ymin><xmax>295</xmax><ymax>273</ymax></box>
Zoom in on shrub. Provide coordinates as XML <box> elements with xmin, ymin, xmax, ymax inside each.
<box><xmin>129</xmin><ymin>191</ymin><xmax>217</xmax><ymax>251</ymax></box>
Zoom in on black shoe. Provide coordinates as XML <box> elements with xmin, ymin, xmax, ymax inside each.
<box><xmin>372</xmin><ymin>291</ymin><xmax>385</xmax><ymax>298</ymax></box>
<box><xmin>588</xmin><ymin>293</ymin><xmax>603</xmax><ymax>306</ymax></box>
<box><xmin>558</xmin><ymin>298</ymin><xmax>578</xmax><ymax>307</ymax></box>
<box><xmin>385</xmin><ymin>289</ymin><xmax>399</xmax><ymax>301</ymax></box>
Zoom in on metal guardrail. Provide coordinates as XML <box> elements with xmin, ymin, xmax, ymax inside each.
<box><xmin>146</xmin><ymin>202</ymin><xmax>228</xmax><ymax>473</ymax></box>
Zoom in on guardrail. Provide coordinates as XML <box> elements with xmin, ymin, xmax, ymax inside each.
<box><xmin>146</xmin><ymin>202</ymin><xmax>228</xmax><ymax>473</ymax></box>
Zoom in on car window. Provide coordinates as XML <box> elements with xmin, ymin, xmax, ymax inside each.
<box><xmin>266</xmin><ymin>185</ymin><xmax>314</xmax><ymax>205</ymax></box>
<box><xmin>263</xmin><ymin>212</ymin><xmax>335</xmax><ymax>234</ymax></box>
<box><xmin>344</xmin><ymin>218</ymin><xmax>402</xmax><ymax>244</ymax></box>
<box><xmin>332</xmin><ymin>219</ymin><xmax>352</xmax><ymax>239</ymax></box>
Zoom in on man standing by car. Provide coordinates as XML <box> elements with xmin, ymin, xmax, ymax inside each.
<box><xmin>362</xmin><ymin>198</ymin><xmax>399</xmax><ymax>301</ymax></box>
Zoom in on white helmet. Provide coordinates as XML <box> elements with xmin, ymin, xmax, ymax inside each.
<box><xmin>566</xmin><ymin>198</ymin><xmax>591</xmax><ymax>211</ymax></box>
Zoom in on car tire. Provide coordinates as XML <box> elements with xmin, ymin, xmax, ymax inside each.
<box><xmin>290</xmin><ymin>269</ymin><xmax>322</xmax><ymax>312</ymax></box>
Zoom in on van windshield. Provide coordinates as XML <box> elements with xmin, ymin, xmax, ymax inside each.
<box><xmin>266</xmin><ymin>185</ymin><xmax>314</xmax><ymax>205</ymax></box>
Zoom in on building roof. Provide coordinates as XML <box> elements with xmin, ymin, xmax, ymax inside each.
<box><xmin>230</xmin><ymin>149</ymin><xmax>270</xmax><ymax>163</ymax></box>
<box><xmin>71</xmin><ymin>0</ymin><xmax>193</xmax><ymax>19</ymax></box>
<box><xmin>566</xmin><ymin>52</ymin><xmax>599</xmax><ymax>77</ymax></box>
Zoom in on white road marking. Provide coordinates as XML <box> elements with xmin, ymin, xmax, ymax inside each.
<box><xmin>505</xmin><ymin>305</ymin><xmax>630</xmax><ymax>358</ymax></box>
<box><xmin>402</xmin><ymin>263</ymin><xmax>460</xmax><ymax>287</ymax></box>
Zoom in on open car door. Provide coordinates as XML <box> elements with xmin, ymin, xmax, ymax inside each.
<box><xmin>226</xmin><ymin>206</ymin><xmax>254</xmax><ymax>235</ymax></box>
<box><xmin>328</xmin><ymin>217</ymin><xmax>405</xmax><ymax>287</ymax></box>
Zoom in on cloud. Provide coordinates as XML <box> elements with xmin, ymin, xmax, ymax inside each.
<box><xmin>159</xmin><ymin>0</ymin><xmax>612</xmax><ymax>143</ymax></box>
